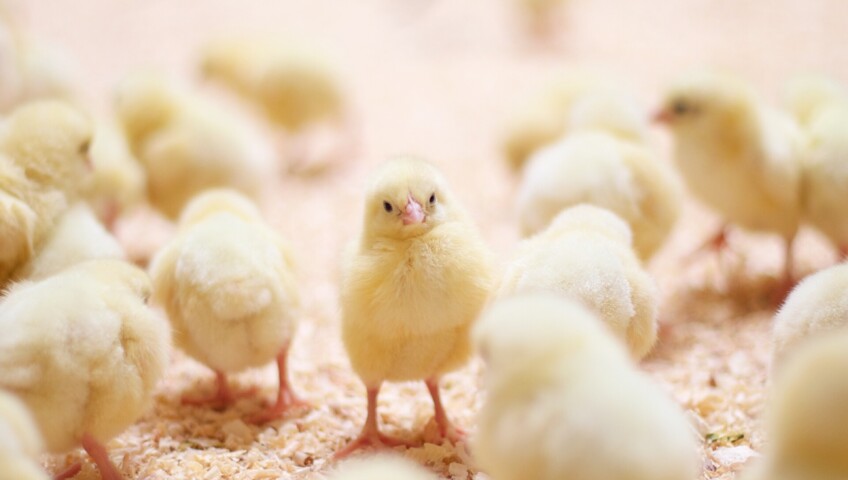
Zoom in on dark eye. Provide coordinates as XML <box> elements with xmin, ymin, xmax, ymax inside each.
<box><xmin>383</xmin><ymin>201</ymin><xmax>393</xmax><ymax>213</ymax></box>
<box><xmin>79</xmin><ymin>138</ymin><xmax>91</xmax><ymax>154</ymax></box>
<box><xmin>429</xmin><ymin>193</ymin><xmax>436</xmax><ymax>204</ymax></box>
<box><xmin>672</xmin><ymin>100</ymin><xmax>689</xmax><ymax>115</ymax></box>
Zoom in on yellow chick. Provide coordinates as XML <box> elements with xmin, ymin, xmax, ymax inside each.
<box><xmin>656</xmin><ymin>72</ymin><xmax>804</xmax><ymax>290</ymax></box>
<box><xmin>0</xmin><ymin>259</ymin><xmax>170</xmax><ymax>480</ymax></box>
<box><xmin>149</xmin><ymin>189</ymin><xmax>301</xmax><ymax>423</ymax></box>
<box><xmin>473</xmin><ymin>295</ymin><xmax>698</xmax><ymax>480</ymax></box>
<box><xmin>739</xmin><ymin>331</ymin><xmax>848</xmax><ymax>480</ymax></box>
<box><xmin>516</xmin><ymin>131</ymin><xmax>681</xmax><ymax>261</ymax></box>
<box><xmin>772</xmin><ymin>261</ymin><xmax>848</xmax><ymax>366</ymax></box>
<box><xmin>86</xmin><ymin>122</ymin><xmax>147</xmax><ymax>227</ymax></box>
<box><xmin>115</xmin><ymin>73</ymin><xmax>274</xmax><ymax>219</ymax></box>
<box><xmin>337</xmin><ymin>157</ymin><xmax>494</xmax><ymax>457</ymax></box>
<box><xmin>328</xmin><ymin>455</ymin><xmax>437</xmax><ymax>480</ymax></box>
<box><xmin>0</xmin><ymin>390</ymin><xmax>49</xmax><ymax>480</ymax></box>
<box><xmin>783</xmin><ymin>74</ymin><xmax>848</xmax><ymax>128</ymax></box>
<box><xmin>500</xmin><ymin>205</ymin><xmax>658</xmax><ymax>359</ymax></box>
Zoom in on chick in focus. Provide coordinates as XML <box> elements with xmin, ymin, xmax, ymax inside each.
<box><xmin>337</xmin><ymin>157</ymin><xmax>493</xmax><ymax>457</ymax></box>
<box><xmin>772</xmin><ymin>261</ymin><xmax>848</xmax><ymax>366</ymax></box>
<box><xmin>0</xmin><ymin>390</ymin><xmax>49</xmax><ymax>480</ymax></box>
<box><xmin>473</xmin><ymin>295</ymin><xmax>698</xmax><ymax>480</ymax></box>
<box><xmin>739</xmin><ymin>331</ymin><xmax>848</xmax><ymax>480</ymax></box>
<box><xmin>115</xmin><ymin>73</ymin><xmax>274</xmax><ymax>219</ymax></box>
<box><xmin>149</xmin><ymin>189</ymin><xmax>302</xmax><ymax>423</ymax></box>
<box><xmin>499</xmin><ymin>205</ymin><xmax>658</xmax><ymax>359</ymax></box>
<box><xmin>86</xmin><ymin>122</ymin><xmax>147</xmax><ymax>228</ymax></box>
<box><xmin>516</xmin><ymin>131</ymin><xmax>681</xmax><ymax>261</ymax></box>
<box><xmin>656</xmin><ymin>72</ymin><xmax>803</xmax><ymax>293</ymax></box>
<box><xmin>328</xmin><ymin>455</ymin><xmax>437</xmax><ymax>480</ymax></box>
<box><xmin>0</xmin><ymin>259</ymin><xmax>170</xmax><ymax>480</ymax></box>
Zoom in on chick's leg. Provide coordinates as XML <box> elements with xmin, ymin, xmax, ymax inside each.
<box><xmin>333</xmin><ymin>384</ymin><xmax>413</xmax><ymax>459</ymax></box>
<box><xmin>181</xmin><ymin>370</ymin><xmax>257</xmax><ymax>408</ymax></box>
<box><xmin>247</xmin><ymin>346</ymin><xmax>309</xmax><ymax>424</ymax></box>
<box><xmin>426</xmin><ymin>378</ymin><xmax>465</xmax><ymax>444</ymax></box>
<box><xmin>81</xmin><ymin>433</ymin><xmax>123</xmax><ymax>480</ymax></box>
<box><xmin>771</xmin><ymin>235</ymin><xmax>797</xmax><ymax>306</ymax></box>
<box><xmin>53</xmin><ymin>462</ymin><xmax>82</xmax><ymax>480</ymax></box>
<box><xmin>684</xmin><ymin>223</ymin><xmax>735</xmax><ymax>264</ymax></box>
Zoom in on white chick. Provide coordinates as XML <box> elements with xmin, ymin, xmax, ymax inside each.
<box><xmin>149</xmin><ymin>189</ymin><xmax>301</xmax><ymax>423</ymax></box>
<box><xmin>772</xmin><ymin>261</ymin><xmax>848</xmax><ymax>366</ymax></box>
<box><xmin>499</xmin><ymin>205</ymin><xmax>658</xmax><ymax>359</ymax></box>
<box><xmin>115</xmin><ymin>73</ymin><xmax>274</xmax><ymax>219</ymax></box>
<box><xmin>86</xmin><ymin>122</ymin><xmax>147</xmax><ymax>227</ymax></box>
<box><xmin>783</xmin><ymin>74</ymin><xmax>848</xmax><ymax>128</ymax></box>
<box><xmin>516</xmin><ymin>131</ymin><xmax>681</xmax><ymax>261</ymax></box>
<box><xmin>337</xmin><ymin>157</ymin><xmax>494</xmax><ymax>457</ymax></box>
<box><xmin>0</xmin><ymin>390</ymin><xmax>49</xmax><ymax>480</ymax></box>
<box><xmin>0</xmin><ymin>259</ymin><xmax>170</xmax><ymax>480</ymax></box>
<box><xmin>656</xmin><ymin>72</ymin><xmax>804</xmax><ymax>292</ymax></box>
<box><xmin>739</xmin><ymin>331</ymin><xmax>848</xmax><ymax>480</ymax></box>
<box><xmin>473</xmin><ymin>295</ymin><xmax>698</xmax><ymax>480</ymax></box>
<box><xmin>328</xmin><ymin>455</ymin><xmax>437</xmax><ymax>480</ymax></box>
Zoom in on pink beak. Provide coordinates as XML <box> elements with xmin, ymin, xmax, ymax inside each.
<box><xmin>401</xmin><ymin>194</ymin><xmax>425</xmax><ymax>225</ymax></box>
<box><xmin>651</xmin><ymin>108</ymin><xmax>673</xmax><ymax>124</ymax></box>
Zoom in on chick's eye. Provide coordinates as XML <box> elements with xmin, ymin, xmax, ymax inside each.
<box><xmin>79</xmin><ymin>138</ymin><xmax>91</xmax><ymax>155</ymax></box>
<box><xmin>383</xmin><ymin>201</ymin><xmax>393</xmax><ymax>213</ymax></box>
<box><xmin>429</xmin><ymin>193</ymin><xmax>436</xmax><ymax>204</ymax></box>
<box><xmin>672</xmin><ymin>100</ymin><xmax>689</xmax><ymax>115</ymax></box>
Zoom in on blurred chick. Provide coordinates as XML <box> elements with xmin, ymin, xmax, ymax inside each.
<box><xmin>516</xmin><ymin>131</ymin><xmax>681</xmax><ymax>261</ymax></box>
<box><xmin>499</xmin><ymin>205</ymin><xmax>658</xmax><ymax>359</ymax></box>
<box><xmin>0</xmin><ymin>390</ymin><xmax>49</xmax><ymax>480</ymax></box>
<box><xmin>473</xmin><ymin>295</ymin><xmax>697</xmax><ymax>480</ymax></box>
<box><xmin>149</xmin><ymin>189</ymin><xmax>301</xmax><ymax>423</ymax></box>
<box><xmin>783</xmin><ymin>74</ymin><xmax>848</xmax><ymax>128</ymax></box>
<box><xmin>337</xmin><ymin>157</ymin><xmax>493</xmax><ymax>457</ymax></box>
<box><xmin>86</xmin><ymin>122</ymin><xmax>147</xmax><ymax>228</ymax></box>
<box><xmin>328</xmin><ymin>455</ymin><xmax>437</xmax><ymax>480</ymax></box>
<box><xmin>739</xmin><ymin>331</ymin><xmax>848</xmax><ymax>480</ymax></box>
<box><xmin>656</xmin><ymin>72</ymin><xmax>804</xmax><ymax>291</ymax></box>
<box><xmin>115</xmin><ymin>73</ymin><xmax>274</xmax><ymax>219</ymax></box>
<box><xmin>772</xmin><ymin>261</ymin><xmax>848</xmax><ymax>366</ymax></box>
<box><xmin>0</xmin><ymin>259</ymin><xmax>170</xmax><ymax>480</ymax></box>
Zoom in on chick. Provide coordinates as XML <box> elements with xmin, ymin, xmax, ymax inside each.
<box><xmin>149</xmin><ymin>189</ymin><xmax>301</xmax><ymax>423</ymax></box>
<box><xmin>656</xmin><ymin>72</ymin><xmax>804</xmax><ymax>291</ymax></box>
<box><xmin>783</xmin><ymin>74</ymin><xmax>848</xmax><ymax>128</ymax></box>
<box><xmin>328</xmin><ymin>455</ymin><xmax>437</xmax><ymax>480</ymax></box>
<box><xmin>0</xmin><ymin>259</ymin><xmax>170</xmax><ymax>480</ymax></box>
<box><xmin>500</xmin><ymin>205</ymin><xmax>658</xmax><ymax>359</ymax></box>
<box><xmin>115</xmin><ymin>73</ymin><xmax>274</xmax><ymax>219</ymax></box>
<box><xmin>0</xmin><ymin>390</ymin><xmax>49</xmax><ymax>480</ymax></box>
<box><xmin>772</xmin><ymin>261</ymin><xmax>848</xmax><ymax>366</ymax></box>
<box><xmin>516</xmin><ymin>131</ymin><xmax>681</xmax><ymax>261</ymax></box>
<box><xmin>473</xmin><ymin>295</ymin><xmax>698</xmax><ymax>480</ymax></box>
<box><xmin>337</xmin><ymin>157</ymin><xmax>493</xmax><ymax>457</ymax></box>
<box><xmin>739</xmin><ymin>331</ymin><xmax>848</xmax><ymax>480</ymax></box>
<box><xmin>86</xmin><ymin>122</ymin><xmax>147</xmax><ymax>227</ymax></box>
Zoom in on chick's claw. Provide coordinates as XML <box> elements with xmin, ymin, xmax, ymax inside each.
<box><xmin>333</xmin><ymin>428</ymin><xmax>416</xmax><ymax>460</ymax></box>
<box><xmin>181</xmin><ymin>372</ymin><xmax>258</xmax><ymax>409</ymax></box>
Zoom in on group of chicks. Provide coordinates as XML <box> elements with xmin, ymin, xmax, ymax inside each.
<box><xmin>2</xmin><ymin>4</ymin><xmax>848</xmax><ymax>480</ymax></box>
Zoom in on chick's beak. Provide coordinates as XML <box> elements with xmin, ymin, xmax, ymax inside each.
<box><xmin>652</xmin><ymin>108</ymin><xmax>673</xmax><ymax>124</ymax></box>
<box><xmin>401</xmin><ymin>194</ymin><xmax>425</xmax><ymax>225</ymax></box>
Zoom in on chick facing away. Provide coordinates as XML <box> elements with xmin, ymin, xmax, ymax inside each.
<box><xmin>0</xmin><ymin>390</ymin><xmax>49</xmax><ymax>480</ymax></box>
<box><xmin>337</xmin><ymin>156</ymin><xmax>494</xmax><ymax>457</ymax></box>
<box><xmin>473</xmin><ymin>295</ymin><xmax>698</xmax><ymax>480</ymax></box>
<box><xmin>328</xmin><ymin>455</ymin><xmax>438</xmax><ymax>480</ymax></box>
<box><xmin>499</xmin><ymin>205</ymin><xmax>658</xmax><ymax>359</ymax></box>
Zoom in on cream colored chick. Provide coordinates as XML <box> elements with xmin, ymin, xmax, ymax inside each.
<box><xmin>473</xmin><ymin>295</ymin><xmax>697</xmax><ymax>480</ymax></box>
<box><xmin>86</xmin><ymin>122</ymin><xmax>146</xmax><ymax>227</ymax></box>
<box><xmin>328</xmin><ymin>455</ymin><xmax>437</xmax><ymax>480</ymax></box>
<box><xmin>783</xmin><ymin>74</ymin><xmax>848</xmax><ymax>128</ymax></box>
<box><xmin>739</xmin><ymin>331</ymin><xmax>848</xmax><ymax>480</ymax></box>
<box><xmin>772</xmin><ymin>261</ymin><xmax>848</xmax><ymax>366</ymax></box>
<box><xmin>656</xmin><ymin>72</ymin><xmax>804</xmax><ymax>289</ymax></box>
<box><xmin>516</xmin><ymin>131</ymin><xmax>681</xmax><ymax>261</ymax></box>
<box><xmin>0</xmin><ymin>390</ymin><xmax>49</xmax><ymax>480</ymax></box>
<box><xmin>16</xmin><ymin>202</ymin><xmax>125</xmax><ymax>281</ymax></box>
<box><xmin>115</xmin><ymin>73</ymin><xmax>274</xmax><ymax>219</ymax></box>
<box><xmin>0</xmin><ymin>259</ymin><xmax>170</xmax><ymax>480</ymax></box>
<box><xmin>500</xmin><ymin>205</ymin><xmax>658</xmax><ymax>359</ymax></box>
<box><xmin>337</xmin><ymin>157</ymin><xmax>493</xmax><ymax>457</ymax></box>
<box><xmin>149</xmin><ymin>189</ymin><xmax>301</xmax><ymax>423</ymax></box>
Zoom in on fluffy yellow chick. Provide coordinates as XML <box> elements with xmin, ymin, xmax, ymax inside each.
<box><xmin>516</xmin><ymin>131</ymin><xmax>681</xmax><ymax>261</ymax></box>
<box><xmin>0</xmin><ymin>259</ymin><xmax>170</xmax><ymax>480</ymax></box>
<box><xmin>115</xmin><ymin>73</ymin><xmax>274</xmax><ymax>219</ymax></box>
<box><xmin>783</xmin><ymin>74</ymin><xmax>848</xmax><ymax>128</ymax></box>
<box><xmin>656</xmin><ymin>72</ymin><xmax>804</xmax><ymax>290</ymax></box>
<box><xmin>328</xmin><ymin>455</ymin><xmax>437</xmax><ymax>480</ymax></box>
<box><xmin>500</xmin><ymin>205</ymin><xmax>658</xmax><ymax>358</ymax></box>
<box><xmin>86</xmin><ymin>122</ymin><xmax>146</xmax><ymax>227</ymax></box>
<box><xmin>149</xmin><ymin>189</ymin><xmax>301</xmax><ymax>423</ymax></box>
<box><xmin>473</xmin><ymin>295</ymin><xmax>698</xmax><ymax>480</ymax></box>
<box><xmin>337</xmin><ymin>157</ymin><xmax>493</xmax><ymax>457</ymax></box>
<box><xmin>0</xmin><ymin>390</ymin><xmax>49</xmax><ymax>480</ymax></box>
<box><xmin>739</xmin><ymin>331</ymin><xmax>848</xmax><ymax>480</ymax></box>
<box><xmin>772</xmin><ymin>261</ymin><xmax>848</xmax><ymax>366</ymax></box>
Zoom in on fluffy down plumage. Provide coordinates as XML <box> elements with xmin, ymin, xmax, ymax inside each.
<box><xmin>328</xmin><ymin>455</ymin><xmax>437</xmax><ymax>480</ymax></box>
<box><xmin>0</xmin><ymin>390</ymin><xmax>49</xmax><ymax>480</ymax></box>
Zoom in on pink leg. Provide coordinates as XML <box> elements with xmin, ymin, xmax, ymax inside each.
<box><xmin>53</xmin><ymin>462</ymin><xmax>82</xmax><ymax>480</ymax></box>
<box><xmin>426</xmin><ymin>378</ymin><xmax>465</xmax><ymax>444</ymax></box>
<box><xmin>683</xmin><ymin>224</ymin><xmax>734</xmax><ymax>265</ymax></box>
<box><xmin>333</xmin><ymin>384</ymin><xmax>414</xmax><ymax>459</ymax></box>
<box><xmin>247</xmin><ymin>346</ymin><xmax>309</xmax><ymax>424</ymax></box>
<box><xmin>839</xmin><ymin>245</ymin><xmax>848</xmax><ymax>262</ymax></box>
<box><xmin>181</xmin><ymin>370</ymin><xmax>257</xmax><ymax>409</ymax></box>
<box><xmin>81</xmin><ymin>433</ymin><xmax>123</xmax><ymax>480</ymax></box>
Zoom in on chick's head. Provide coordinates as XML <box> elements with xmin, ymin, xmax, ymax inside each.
<box><xmin>362</xmin><ymin>156</ymin><xmax>456</xmax><ymax>241</ymax></box>
<box><xmin>114</xmin><ymin>73</ymin><xmax>178</xmax><ymax>148</ymax></box>
<box><xmin>654</xmin><ymin>73</ymin><xmax>755</xmax><ymax>137</ymax></box>
<box><xmin>177</xmin><ymin>188</ymin><xmax>262</xmax><ymax>229</ymax></box>
<box><xmin>783</xmin><ymin>75</ymin><xmax>848</xmax><ymax>126</ymax></box>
